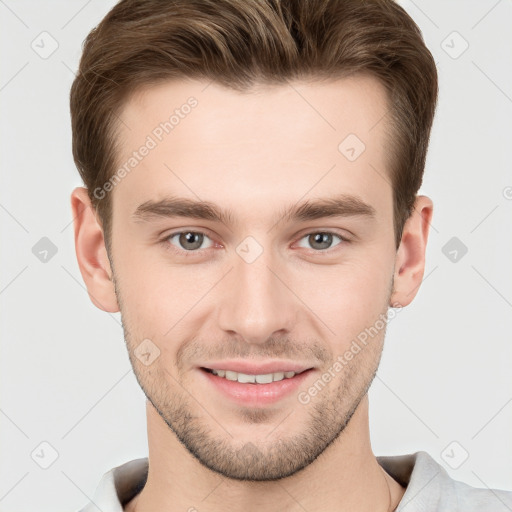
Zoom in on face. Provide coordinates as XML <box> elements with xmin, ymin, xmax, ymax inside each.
<box><xmin>107</xmin><ymin>76</ymin><xmax>398</xmax><ymax>480</ymax></box>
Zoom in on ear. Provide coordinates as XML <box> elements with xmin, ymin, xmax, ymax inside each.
<box><xmin>70</xmin><ymin>187</ymin><xmax>119</xmax><ymax>313</ymax></box>
<box><xmin>390</xmin><ymin>195</ymin><xmax>433</xmax><ymax>307</ymax></box>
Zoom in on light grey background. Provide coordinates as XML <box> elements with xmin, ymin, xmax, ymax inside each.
<box><xmin>1</xmin><ymin>1</ymin><xmax>511</xmax><ymax>511</ymax></box>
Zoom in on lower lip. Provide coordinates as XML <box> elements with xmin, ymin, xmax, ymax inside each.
<box><xmin>199</xmin><ymin>368</ymin><xmax>314</xmax><ymax>406</ymax></box>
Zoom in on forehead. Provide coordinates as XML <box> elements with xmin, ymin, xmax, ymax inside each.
<box><xmin>113</xmin><ymin>75</ymin><xmax>393</xmax><ymax>225</ymax></box>
<box><xmin>120</xmin><ymin>74</ymin><xmax>390</xmax><ymax>150</ymax></box>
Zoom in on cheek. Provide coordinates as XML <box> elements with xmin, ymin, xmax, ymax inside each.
<box><xmin>114</xmin><ymin>243</ymin><xmax>218</xmax><ymax>336</ymax></box>
<box><xmin>291</xmin><ymin>258</ymin><xmax>392</xmax><ymax>345</ymax></box>
<box><xmin>113</xmin><ymin>225</ymin><xmax>394</xmax><ymax>344</ymax></box>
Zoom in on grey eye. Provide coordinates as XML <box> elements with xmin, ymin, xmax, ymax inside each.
<box><xmin>168</xmin><ymin>231</ymin><xmax>213</xmax><ymax>251</ymax></box>
<box><xmin>297</xmin><ymin>232</ymin><xmax>343</xmax><ymax>251</ymax></box>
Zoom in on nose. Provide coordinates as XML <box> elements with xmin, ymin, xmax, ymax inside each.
<box><xmin>216</xmin><ymin>247</ymin><xmax>298</xmax><ymax>345</ymax></box>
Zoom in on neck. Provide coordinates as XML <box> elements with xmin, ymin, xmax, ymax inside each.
<box><xmin>126</xmin><ymin>396</ymin><xmax>405</xmax><ymax>512</ymax></box>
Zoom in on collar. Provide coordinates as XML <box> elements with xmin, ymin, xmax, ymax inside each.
<box><xmin>77</xmin><ymin>451</ymin><xmax>464</xmax><ymax>511</ymax></box>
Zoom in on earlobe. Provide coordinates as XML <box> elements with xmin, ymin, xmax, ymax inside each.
<box><xmin>389</xmin><ymin>195</ymin><xmax>433</xmax><ymax>308</ymax></box>
<box><xmin>71</xmin><ymin>187</ymin><xmax>119</xmax><ymax>313</ymax></box>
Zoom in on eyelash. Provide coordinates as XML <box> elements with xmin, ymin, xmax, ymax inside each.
<box><xmin>161</xmin><ymin>230</ymin><xmax>350</xmax><ymax>258</ymax></box>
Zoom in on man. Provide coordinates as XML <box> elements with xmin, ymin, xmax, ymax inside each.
<box><xmin>70</xmin><ymin>0</ymin><xmax>512</xmax><ymax>511</ymax></box>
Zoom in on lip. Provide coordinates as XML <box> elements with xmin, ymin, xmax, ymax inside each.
<box><xmin>198</xmin><ymin>366</ymin><xmax>315</xmax><ymax>406</ymax></box>
<box><xmin>199</xmin><ymin>360</ymin><xmax>314</xmax><ymax>375</ymax></box>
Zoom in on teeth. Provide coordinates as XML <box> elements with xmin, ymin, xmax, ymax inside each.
<box><xmin>210</xmin><ymin>369</ymin><xmax>297</xmax><ymax>383</ymax></box>
<box><xmin>238</xmin><ymin>372</ymin><xmax>256</xmax><ymax>383</ymax></box>
<box><xmin>256</xmin><ymin>374</ymin><xmax>273</xmax><ymax>384</ymax></box>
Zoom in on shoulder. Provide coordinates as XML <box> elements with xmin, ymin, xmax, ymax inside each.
<box><xmin>442</xmin><ymin>472</ymin><xmax>512</xmax><ymax>512</ymax></box>
<box><xmin>378</xmin><ymin>451</ymin><xmax>512</xmax><ymax>512</ymax></box>
<box><xmin>77</xmin><ymin>458</ymin><xmax>148</xmax><ymax>512</ymax></box>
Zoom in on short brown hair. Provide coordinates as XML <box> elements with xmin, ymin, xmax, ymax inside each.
<box><xmin>70</xmin><ymin>0</ymin><xmax>438</xmax><ymax>250</ymax></box>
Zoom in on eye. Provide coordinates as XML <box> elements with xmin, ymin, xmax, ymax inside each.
<box><xmin>162</xmin><ymin>229</ymin><xmax>348</xmax><ymax>257</ymax></box>
<box><xmin>166</xmin><ymin>231</ymin><xmax>214</xmax><ymax>252</ymax></box>
<box><xmin>296</xmin><ymin>231</ymin><xmax>346</xmax><ymax>251</ymax></box>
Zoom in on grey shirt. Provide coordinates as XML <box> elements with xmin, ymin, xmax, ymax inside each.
<box><xmin>78</xmin><ymin>451</ymin><xmax>512</xmax><ymax>511</ymax></box>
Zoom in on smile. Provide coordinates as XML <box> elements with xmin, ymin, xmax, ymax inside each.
<box><xmin>202</xmin><ymin>368</ymin><xmax>302</xmax><ymax>384</ymax></box>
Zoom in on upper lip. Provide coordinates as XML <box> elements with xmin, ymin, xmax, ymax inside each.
<box><xmin>200</xmin><ymin>360</ymin><xmax>314</xmax><ymax>375</ymax></box>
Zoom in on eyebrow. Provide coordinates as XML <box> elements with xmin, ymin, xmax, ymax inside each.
<box><xmin>132</xmin><ymin>194</ymin><xmax>376</xmax><ymax>227</ymax></box>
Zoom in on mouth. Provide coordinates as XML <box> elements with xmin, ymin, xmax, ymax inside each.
<box><xmin>198</xmin><ymin>366</ymin><xmax>315</xmax><ymax>406</ymax></box>
<box><xmin>200</xmin><ymin>367</ymin><xmax>309</xmax><ymax>384</ymax></box>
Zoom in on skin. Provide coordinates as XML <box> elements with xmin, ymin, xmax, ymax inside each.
<box><xmin>72</xmin><ymin>75</ymin><xmax>433</xmax><ymax>512</ymax></box>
